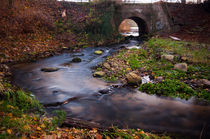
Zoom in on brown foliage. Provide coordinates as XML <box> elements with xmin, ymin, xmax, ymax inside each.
<box><xmin>0</xmin><ymin>0</ymin><xmax>61</xmax><ymax>37</ymax></box>
<box><xmin>0</xmin><ymin>0</ymin><xmax>63</xmax><ymax>63</ymax></box>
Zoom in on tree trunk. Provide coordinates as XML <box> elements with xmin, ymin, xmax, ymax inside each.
<box><xmin>181</xmin><ymin>0</ymin><xmax>186</xmax><ymax>4</ymax></box>
<box><xmin>9</xmin><ymin>0</ymin><xmax>13</xmax><ymax>8</ymax></box>
<box><xmin>62</xmin><ymin>117</ymin><xmax>110</xmax><ymax>131</ymax></box>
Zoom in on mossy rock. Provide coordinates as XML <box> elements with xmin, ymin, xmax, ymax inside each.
<box><xmin>161</xmin><ymin>54</ymin><xmax>174</xmax><ymax>61</ymax></box>
<box><xmin>94</xmin><ymin>50</ymin><xmax>103</xmax><ymax>55</ymax></box>
<box><xmin>41</xmin><ymin>67</ymin><xmax>59</xmax><ymax>72</ymax></box>
<box><xmin>93</xmin><ymin>71</ymin><xmax>105</xmax><ymax>77</ymax></box>
<box><xmin>174</xmin><ymin>63</ymin><xmax>187</xmax><ymax>72</ymax></box>
<box><xmin>126</xmin><ymin>72</ymin><xmax>141</xmax><ymax>84</ymax></box>
<box><xmin>72</xmin><ymin>57</ymin><xmax>82</xmax><ymax>63</ymax></box>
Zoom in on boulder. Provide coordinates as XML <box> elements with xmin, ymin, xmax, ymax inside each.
<box><xmin>126</xmin><ymin>72</ymin><xmax>141</xmax><ymax>84</ymax></box>
<box><xmin>41</xmin><ymin>67</ymin><xmax>59</xmax><ymax>72</ymax></box>
<box><xmin>197</xmin><ymin>79</ymin><xmax>210</xmax><ymax>88</ymax></box>
<box><xmin>94</xmin><ymin>50</ymin><xmax>103</xmax><ymax>55</ymax></box>
<box><xmin>161</xmin><ymin>54</ymin><xmax>174</xmax><ymax>61</ymax></box>
<box><xmin>181</xmin><ymin>56</ymin><xmax>188</xmax><ymax>61</ymax></box>
<box><xmin>62</xmin><ymin>47</ymin><xmax>69</xmax><ymax>50</ymax></box>
<box><xmin>93</xmin><ymin>71</ymin><xmax>105</xmax><ymax>77</ymax></box>
<box><xmin>99</xmin><ymin>88</ymin><xmax>111</xmax><ymax>94</ymax></box>
<box><xmin>103</xmin><ymin>63</ymin><xmax>111</xmax><ymax>69</ymax></box>
<box><xmin>174</xmin><ymin>63</ymin><xmax>187</xmax><ymax>72</ymax></box>
<box><xmin>72</xmin><ymin>57</ymin><xmax>82</xmax><ymax>62</ymax></box>
<box><xmin>111</xmin><ymin>62</ymin><xmax>118</xmax><ymax>67</ymax></box>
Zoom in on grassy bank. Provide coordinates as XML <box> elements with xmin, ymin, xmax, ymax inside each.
<box><xmin>97</xmin><ymin>37</ymin><xmax>210</xmax><ymax>101</ymax></box>
<box><xmin>0</xmin><ymin>80</ymin><xmax>170</xmax><ymax>138</ymax></box>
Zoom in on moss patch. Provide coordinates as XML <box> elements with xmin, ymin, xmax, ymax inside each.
<box><xmin>139</xmin><ymin>79</ymin><xmax>196</xmax><ymax>99</ymax></box>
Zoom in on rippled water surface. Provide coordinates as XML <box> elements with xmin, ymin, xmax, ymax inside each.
<box><xmin>12</xmin><ymin>40</ymin><xmax>210</xmax><ymax>138</ymax></box>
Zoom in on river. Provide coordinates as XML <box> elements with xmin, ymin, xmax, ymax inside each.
<box><xmin>12</xmin><ymin>39</ymin><xmax>210</xmax><ymax>138</ymax></box>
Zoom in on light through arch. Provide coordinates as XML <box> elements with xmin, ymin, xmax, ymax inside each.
<box><xmin>119</xmin><ymin>17</ymin><xmax>148</xmax><ymax>37</ymax></box>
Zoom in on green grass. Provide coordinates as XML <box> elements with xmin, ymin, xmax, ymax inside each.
<box><xmin>146</xmin><ymin>38</ymin><xmax>210</xmax><ymax>64</ymax></box>
<box><xmin>139</xmin><ymin>79</ymin><xmax>196</xmax><ymax>99</ymax></box>
<box><xmin>0</xmin><ymin>81</ymin><xmax>66</xmax><ymax>138</ymax></box>
<box><xmin>100</xmin><ymin>38</ymin><xmax>210</xmax><ymax>101</ymax></box>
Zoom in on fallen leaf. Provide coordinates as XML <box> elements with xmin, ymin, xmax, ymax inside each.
<box><xmin>41</xmin><ymin>124</ymin><xmax>46</xmax><ymax>128</ymax></box>
<box><xmin>37</xmin><ymin>127</ymin><xmax>41</xmax><ymax>131</ymax></box>
<box><xmin>0</xmin><ymin>112</ymin><xmax>4</xmax><ymax>116</ymax></box>
<box><xmin>92</xmin><ymin>128</ymin><xmax>97</xmax><ymax>133</ymax></box>
<box><xmin>7</xmin><ymin>113</ymin><xmax>13</xmax><ymax>117</ymax></box>
<box><xmin>68</xmin><ymin>135</ymin><xmax>73</xmax><ymax>139</ymax></box>
<box><xmin>139</xmin><ymin>131</ymin><xmax>144</xmax><ymax>134</ymax></box>
<box><xmin>7</xmin><ymin>129</ymin><xmax>12</xmax><ymax>134</ymax></box>
<box><xmin>96</xmin><ymin>133</ymin><xmax>103</xmax><ymax>139</ymax></box>
<box><xmin>24</xmin><ymin>125</ymin><xmax>31</xmax><ymax>130</ymax></box>
<box><xmin>29</xmin><ymin>136</ymin><xmax>36</xmax><ymax>139</ymax></box>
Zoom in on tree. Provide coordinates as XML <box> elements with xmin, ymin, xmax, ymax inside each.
<box><xmin>8</xmin><ymin>0</ymin><xmax>13</xmax><ymax>8</ymax></box>
<box><xmin>181</xmin><ymin>0</ymin><xmax>186</xmax><ymax>4</ymax></box>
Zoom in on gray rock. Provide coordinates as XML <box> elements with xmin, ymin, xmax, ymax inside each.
<box><xmin>111</xmin><ymin>62</ymin><xmax>118</xmax><ymax>67</ymax></box>
<box><xmin>99</xmin><ymin>88</ymin><xmax>111</xmax><ymax>94</ymax></box>
<box><xmin>72</xmin><ymin>57</ymin><xmax>82</xmax><ymax>62</ymax></box>
<box><xmin>197</xmin><ymin>79</ymin><xmax>210</xmax><ymax>88</ymax></box>
<box><xmin>103</xmin><ymin>63</ymin><xmax>111</xmax><ymax>69</ymax></box>
<box><xmin>161</xmin><ymin>54</ymin><xmax>174</xmax><ymax>61</ymax></box>
<box><xmin>174</xmin><ymin>63</ymin><xmax>188</xmax><ymax>72</ymax></box>
<box><xmin>181</xmin><ymin>56</ymin><xmax>188</xmax><ymax>61</ymax></box>
<box><xmin>41</xmin><ymin>67</ymin><xmax>59</xmax><ymax>72</ymax></box>
<box><xmin>93</xmin><ymin>71</ymin><xmax>105</xmax><ymax>77</ymax></box>
<box><xmin>126</xmin><ymin>72</ymin><xmax>141</xmax><ymax>84</ymax></box>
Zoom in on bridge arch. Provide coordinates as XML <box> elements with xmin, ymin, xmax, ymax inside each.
<box><xmin>118</xmin><ymin>16</ymin><xmax>149</xmax><ymax>37</ymax></box>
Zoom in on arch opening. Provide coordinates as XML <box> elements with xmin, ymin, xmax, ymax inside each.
<box><xmin>118</xmin><ymin>17</ymin><xmax>148</xmax><ymax>37</ymax></box>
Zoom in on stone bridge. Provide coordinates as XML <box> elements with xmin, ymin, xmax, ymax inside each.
<box><xmin>113</xmin><ymin>3</ymin><xmax>173</xmax><ymax>35</ymax></box>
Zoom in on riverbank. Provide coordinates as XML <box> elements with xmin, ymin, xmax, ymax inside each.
<box><xmin>95</xmin><ymin>37</ymin><xmax>210</xmax><ymax>101</ymax></box>
<box><xmin>0</xmin><ymin>44</ymin><xmax>171</xmax><ymax>139</ymax></box>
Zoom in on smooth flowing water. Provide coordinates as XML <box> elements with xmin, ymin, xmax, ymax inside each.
<box><xmin>12</xmin><ymin>40</ymin><xmax>210</xmax><ymax>137</ymax></box>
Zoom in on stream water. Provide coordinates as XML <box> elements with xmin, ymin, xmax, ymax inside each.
<box><xmin>12</xmin><ymin>39</ymin><xmax>210</xmax><ymax>138</ymax></box>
